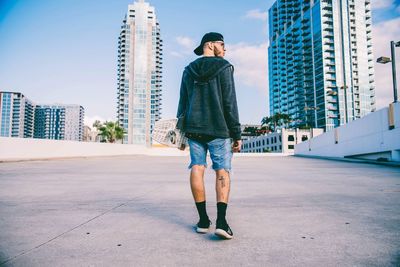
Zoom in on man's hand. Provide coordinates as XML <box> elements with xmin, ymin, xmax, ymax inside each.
<box><xmin>232</xmin><ymin>140</ymin><xmax>242</xmax><ymax>153</ymax></box>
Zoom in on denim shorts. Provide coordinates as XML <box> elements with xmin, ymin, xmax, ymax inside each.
<box><xmin>188</xmin><ymin>138</ymin><xmax>233</xmax><ymax>172</ymax></box>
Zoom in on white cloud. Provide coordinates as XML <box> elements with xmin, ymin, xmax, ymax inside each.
<box><xmin>372</xmin><ymin>17</ymin><xmax>400</xmax><ymax>108</ymax></box>
<box><xmin>371</xmin><ymin>0</ymin><xmax>394</xmax><ymax>9</ymax></box>
<box><xmin>176</xmin><ymin>36</ymin><xmax>195</xmax><ymax>50</ymax></box>
<box><xmin>225</xmin><ymin>42</ymin><xmax>269</xmax><ymax>95</ymax></box>
<box><xmin>84</xmin><ymin>115</ymin><xmax>112</xmax><ymax>127</ymax></box>
<box><xmin>173</xmin><ymin>36</ymin><xmax>196</xmax><ymax>57</ymax></box>
<box><xmin>244</xmin><ymin>9</ymin><xmax>268</xmax><ymax>21</ymax></box>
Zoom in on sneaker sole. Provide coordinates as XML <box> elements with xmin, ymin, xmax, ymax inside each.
<box><xmin>215</xmin><ymin>229</ymin><xmax>233</xmax><ymax>239</ymax></box>
<box><xmin>196</xmin><ymin>227</ymin><xmax>209</xmax><ymax>234</ymax></box>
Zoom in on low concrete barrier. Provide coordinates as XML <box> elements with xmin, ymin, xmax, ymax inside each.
<box><xmin>0</xmin><ymin>137</ymin><xmax>292</xmax><ymax>162</ymax></box>
<box><xmin>0</xmin><ymin>137</ymin><xmax>189</xmax><ymax>161</ymax></box>
<box><xmin>295</xmin><ymin>102</ymin><xmax>400</xmax><ymax>162</ymax></box>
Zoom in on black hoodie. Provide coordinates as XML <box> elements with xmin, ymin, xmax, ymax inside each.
<box><xmin>176</xmin><ymin>57</ymin><xmax>241</xmax><ymax>141</ymax></box>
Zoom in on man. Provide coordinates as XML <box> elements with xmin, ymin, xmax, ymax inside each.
<box><xmin>176</xmin><ymin>32</ymin><xmax>242</xmax><ymax>239</ymax></box>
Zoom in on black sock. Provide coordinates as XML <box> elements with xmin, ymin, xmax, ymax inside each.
<box><xmin>217</xmin><ymin>202</ymin><xmax>228</xmax><ymax>224</ymax></box>
<box><xmin>195</xmin><ymin>201</ymin><xmax>209</xmax><ymax>222</ymax></box>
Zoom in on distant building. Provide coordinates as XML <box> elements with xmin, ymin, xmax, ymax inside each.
<box><xmin>34</xmin><ymin>105</ymin><xmax>66</xmax><ymax>140</ymax></box>
<box><xmin>34</xmin><ymin>104</ymin><xmax>84</xmax><ymax>141</ymax></box>
<box><xmin>1</xmin><ymin>91</ymin><xmax>85</xmax><ymax>141</ymax></box>
<box><xmin>117</xmin><ymin>0</ymin><xmax>163</xmax><ymax>146</ymax></box>
<box><xmin>0</xmin><ymin>91</ymin><xmax>35</xmax><ymax>138</ymax></box>
<box><xmin>268</xmin><ymin>0</ymin><xmax>375</xmax><ymax>131</ymax></box>
<box><xmin>64</xmin><ymin>105</ymin><xmax>85</xmax><ymax>141</ymax></box>
<box><xmin>83</xmin><ymin>125</ymin><xmax>100</xmax><ymax>142</ymax></box>
<box><xmin>241</xmin><ymin>128</ymin><xmax>324</xmax><ymax>153</ymax></box>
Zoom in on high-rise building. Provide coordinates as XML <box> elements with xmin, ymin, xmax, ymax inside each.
<box><xmin>117</xmin><ymin>0</ymin><xmax>163</xmax><ymax>146</ymax></box>
<box><xmin>0</xmin><ymin>91</ymin><xmax>84</xmax><ymax>141</ymax></box>
<box><xmin>33</xmin><ymin>104</ymin><xmax>84</xmax><ymax>141</ymax></box>
<box><xmin>268</xmin><ymin>0</ymin><xmax>375</xmax><ymax>131</ymax></box>
<box><xmin>0</xmin><ymin>91</ymin><xmax>35</xmax><ymax>138</ymax></box>
<box><xmin>64</xmin><ymin>105</ymin><xmax>85</xmax><ymax>141</ymax></box>
<box><xmin>34</xmin><ymin>105</ymin><xmax>66</xmax><ymax>140</ymax></box>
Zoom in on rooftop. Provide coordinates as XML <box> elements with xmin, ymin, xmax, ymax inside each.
<box><xmin>0</xmin><ymin>155</ymin><xmax>399</xmax><ymax>266</ymax></box>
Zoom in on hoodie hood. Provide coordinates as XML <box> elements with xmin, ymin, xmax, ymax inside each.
<box><xmin>185</xmin><ymin>57</ymin><xmax>232</xmax><ymax>82</ymax></box>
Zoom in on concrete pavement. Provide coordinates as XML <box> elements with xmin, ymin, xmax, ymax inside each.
<box><xmin>0</xmin><ymin>155</ymin><xmax>399</xmax><ymax>266</ymax></box>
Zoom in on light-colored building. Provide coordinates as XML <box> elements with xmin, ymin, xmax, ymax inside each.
<box><xmin>268</xmin><ymin>0</ymin><xmax>375</xmax><ymax>132</ymax></box>
<box><xmin>241</xmin><ymin>128</ymin><xmax>324</xmax><ymax>154</ymax></box>
<box><xmin>117</xmin><ymin>0</ymin><xmax>163</xmax><ymax>146</ymax></box>
<box><xmin>0</xmin><ymin>91</ymin><xmax>35</xmax><ymax>138</ymax></box>
<box><xmin>83</xmin><ymin>125</ymin><xmax>100</xmax><ymax>142</ymax></box>
<box><xmin>64</xmin><ymin>105</ymin><xmax>85</xmax><ymax>141</ymax></box>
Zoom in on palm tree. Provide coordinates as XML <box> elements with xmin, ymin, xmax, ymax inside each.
<box><xmin>94</xmin><ymin>121</ymin><xmax>125</xmax><ymax>143</ymax></box>
<box><xmin>93</xmin><ymin>120</ymin><xmax>102</xmax><ymax>130</ymax></box>
<box><xmin>261</xmin><ymin>113</ymin><xmax>292</xmax><ymax>132</ymax></box>
<box><xmin>261</xmin><ymin>116</ymin><xmax>271</xmax><ymax>127</ymax></box>
<box><xmin>260</xmin><ymin>116</ymin><xmax>272</xmax><ymax>133</ymax></box>
<box><xmin>278</xmin><ymin>113</ymin><xmax>291</xmax><ymax>129</ymax></box>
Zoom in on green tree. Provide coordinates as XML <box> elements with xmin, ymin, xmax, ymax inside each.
<box><xmin>243</xmin><ymin>126</ymin><xmax>258</xmax><ymax>135</ymax></box>
<box><xmin>93</xmin><ymin>120</ymin><xmax>102</xmax><ymax>130</ymax></box>
<box><xmin>261</xmin><ymin>113</ymin><xmax>292</xmax><ymax>132</ymax></box>
<box><xmin>93</xmin><ymin>121</ymin><xmax>125</xmax><ymax>143</ymax></box>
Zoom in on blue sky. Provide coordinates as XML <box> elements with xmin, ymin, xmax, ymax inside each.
<box><xmin>0</xmin><ymin>0</ymin><xmax>399</xmax><ymax>126</ymax></box>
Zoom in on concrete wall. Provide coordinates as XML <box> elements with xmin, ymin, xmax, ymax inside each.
<box><xmin>0</xmin><ymin>137</ymin><xmax>291</xmax><ymax>161</ymax></box>
<box><xmin>295</xmin><ymin>102</ymin><xmax>400</xmax><ymax>162</ymax></box>
<box><xmin>0</xmin><ymin>137</ymin><xmax>189</xmax><ymax>161</ymax></box>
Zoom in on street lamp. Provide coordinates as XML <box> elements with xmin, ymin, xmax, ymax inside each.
<box><xmin>377</xmin><ymin>40</ymin><xmax>400</xmax><ymax>103</ymax></box>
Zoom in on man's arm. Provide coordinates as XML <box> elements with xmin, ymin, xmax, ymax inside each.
<box><xmin>176</xmin><ymin>71</ymin><xmax>188</xmax><ymax>129</ymax></box>
<box><xmin>220</xmin><ymin>66</ymin><xmax>241</xmax><ymax>142</ymax></box>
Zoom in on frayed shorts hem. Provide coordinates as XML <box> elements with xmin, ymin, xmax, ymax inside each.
<box><xmin>188</xmin><ymin>164</ymin><xmax>231</xmax><ymax>173</ymax></box>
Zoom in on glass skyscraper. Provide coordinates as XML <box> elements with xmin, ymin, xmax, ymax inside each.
<box><xmin>0</xmin><ymin>92</ymin><xmax>34</xmax><ymax>138</ymax></box>
<box><xmin>34</xmin><ymin>105</ymin><xmax>66</xmax><ymax>140</ymax></box>
<box><xmin>117</xmin><ymin>0</ymin><xmax>163</xmax><ymax>146</ymax></box>
<box><xmin>268</xmin><ymin>0</ymin><xmax>375</xmax><ymax>131</ymax></box>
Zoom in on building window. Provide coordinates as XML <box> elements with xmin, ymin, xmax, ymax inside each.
<box><xmin>302</xmin><ymin>135</ymin><xmax>308</xmax><ymax>141</ymax></box>
<box><xmin>288</xmin><ymin>145</ymin><xmax>295</xmax><ymax>149</ymax></box>
<box><xmin>288</xmin><ymin>135</ymin><xmax>295</xmax><ymax>141</ymax></box>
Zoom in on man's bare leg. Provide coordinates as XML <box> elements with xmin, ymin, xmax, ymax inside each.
<box><xmin>190</xmin><ymin>165</ymin><xmax>206</xmax><ymax>202</ymax></box>
<box><xmin>215</xmin><ymin>169</ymin><xmax>233</xmax><ymax>239</ymax></box>
<box><xmin>215</xmin><ymin>169</ymin><xmax>230</xmax><ymax>203</ymax></box>
<box><xmin>190</xmin><ymin>165</ymin><xmax>210</xmax><ymax>233</ymax></box>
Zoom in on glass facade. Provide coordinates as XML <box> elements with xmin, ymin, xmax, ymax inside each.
<box><xmin>268</xmin><ymin>0</ymin><xmax>375</xmax><ymax>131</ymax></box>
<box><xmin>117</xmin><ymin>0</ymin><xmax>162</xmax><ymax>146</ymax></box>
<box><xmin>34</xmin><ymin>105</ymin><xmax>66</xmax><ymax>140</ymax></box>
<box><xmin>0</xmin><ymin>93</ymin><xmax>12</xmax><ymax>137</ymax></box>
<box><xmin>0</xmin><ymin>92</ymin><xmax>84</xmax><ymax>140</ymax></box>
<box><xmin>0</xmin><ymin>92</ymin><xmax>35</xmax><ymax>138</ymax></box>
